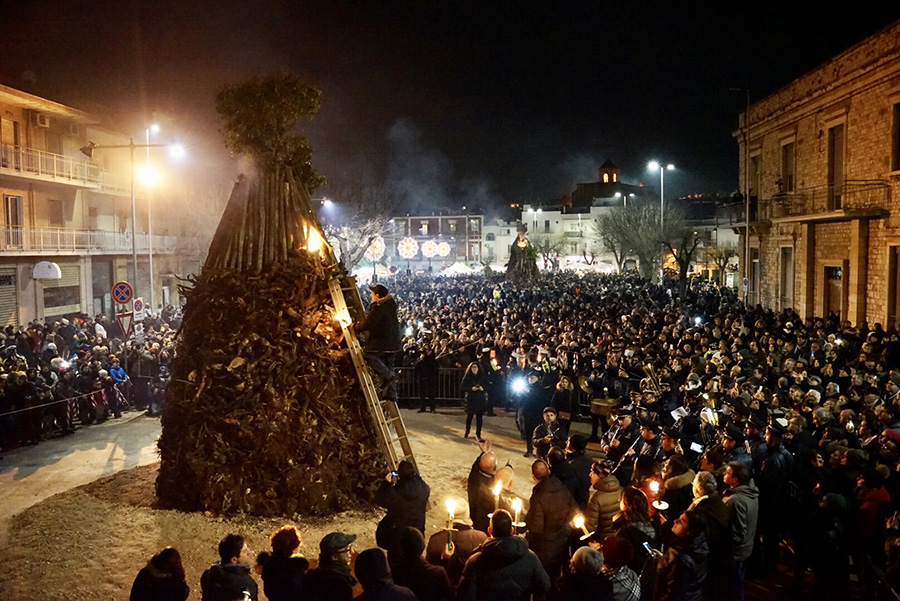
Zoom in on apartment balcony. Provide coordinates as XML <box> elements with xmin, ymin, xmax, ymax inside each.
<box><xmin>0</xmin><ymin>226</ymin><xmax>178</xmax><ymax>256</ymax></box>
<box><xmin>717</xmin><ymin>179</ymin><xmax>891</xmax><ymax>229</ymax></box>
<box><xmin>0</xmin><ymin>143</ymin><xmax>127</xmax><ymax>193</ymax></box>
<box><xmin>563</xmin><ymin>231</ymin><xmax>584</xmax><ymax>238</ymax></box>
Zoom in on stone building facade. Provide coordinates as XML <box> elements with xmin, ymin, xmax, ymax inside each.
<box><xmin>729</xmin><ymin>20</ymin><xmax>900</xmax><ymax>327</ymax></box>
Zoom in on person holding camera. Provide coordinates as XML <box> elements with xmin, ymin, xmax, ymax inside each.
<box><xmin>375</xmin><ymin>459</ymin><xmax>430</xmax><ymax>564</ymax></box>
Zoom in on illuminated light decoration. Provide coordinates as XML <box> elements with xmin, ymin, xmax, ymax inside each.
<box><xmin>364</xmin><ymin>236</ymin><xmax>385</xmax><ymax>261</ymax></box>
<box><xmin>397</xmin><ymin>237</ymin><xmax>419</xmax><ymax>259</ymax></box>
<box><xmin>421</xmin><ymin>240</ymin><xmax>438</xmax><ymax>258</ymax></box>
<box><xmin>437</xmin><ymin>242</ymin><xmax>451</xmax><ymax>257</ymax></box>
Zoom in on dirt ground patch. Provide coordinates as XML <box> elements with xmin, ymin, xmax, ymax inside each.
<box><xmin>0</xmin><ymin>407</ymin><xmax>595</xmax><ymax>600</ymax></box>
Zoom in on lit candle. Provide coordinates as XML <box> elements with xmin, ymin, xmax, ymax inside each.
<box><xmin>446</xmin><ymin>498</ymin><xmax>457</xmax><ymax>530</ymax></box>
<box><xmin>573</xmin><ymin>515</ymin><xmax>590</xmax><ymax>536</ymax></box>
<box><xmin>512</xmin><ymin>497</ymin><xmax>523</xmax><ymax>527</ymax></box>
<box><xmin>493</xmin><ymin>481</ymin><xmax>503</xmax><ymax>510</ymax></box>
<box><xmin>649</xmin><ymin>480</ymin><xmax>660</xmax><ymax>495</ymax></box>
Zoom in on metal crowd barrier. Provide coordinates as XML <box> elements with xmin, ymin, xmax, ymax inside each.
<box><xmin>394</xmin><ymin>366</ymin><xmax>594</xmax><ymax>412</ymax></box>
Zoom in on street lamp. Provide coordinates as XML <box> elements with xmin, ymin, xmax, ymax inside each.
<box><xmin>648</xmin><ymin>161</ymin><xmax>675</xmax><ymax>281</ymax></box>
<box><xmin>80</xmin><ymin>138</ymin><xmax>171</xmax><ymax>315</ymax></box>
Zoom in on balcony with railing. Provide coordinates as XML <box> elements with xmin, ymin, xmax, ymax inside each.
<box><xmin>0</xmin><ymin>226</ymin><xmax>178</xmax><ymax>255</ymax></box>
<box><xmin>717</xmin><ymin>179</ymin><xmax>891</xmax><ymax>227</ymax></box>
<box><xmin>0</xmin><ymin>143</ymin><xmax>126</xmax><ymax>193</ymax></box>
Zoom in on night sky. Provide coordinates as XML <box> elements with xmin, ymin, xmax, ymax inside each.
<box><xmin>2</xmin><ymin>1</ymin><xmax>899</xmax><ymax>213</ymax></box>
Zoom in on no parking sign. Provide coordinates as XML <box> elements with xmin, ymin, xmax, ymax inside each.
<box><xmin>112</xmin><ymin>281</ymin><xmax>132</xmax><ymax>304</ymax></box>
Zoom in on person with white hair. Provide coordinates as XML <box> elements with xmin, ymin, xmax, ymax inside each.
<box><xmin>558</xmin><ymin>547</ymin><xmax>613</xmax><ymax>601</ymax></box>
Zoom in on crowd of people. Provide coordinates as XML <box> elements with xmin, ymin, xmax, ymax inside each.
<box><xmin>0</xmin><ymin>306</ymin><xmax>182</xmax><ymax>454</ymax></box>
<box><xmin>372</xmin><ymin>271</ymin><xmax>900</xmax><ymax>599</ymax></box>
<box><xmin>124</xmin><ymin>268</ymin><xmax>900</xmax><ymax>601</ymax></box>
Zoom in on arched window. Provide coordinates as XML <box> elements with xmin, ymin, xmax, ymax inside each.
<box><xmin>486</xmin><ymin>233</ymin><xmax>496</xmax><ymax>241</ymax></box>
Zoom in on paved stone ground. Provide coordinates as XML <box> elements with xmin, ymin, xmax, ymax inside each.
<box><xmin>0</xmin><ymin>411</ymin><xmax>160</xmax><ymax>546</ymax></box>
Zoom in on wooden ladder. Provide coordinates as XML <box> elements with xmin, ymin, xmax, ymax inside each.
<box><xmin>327</xmin><ymin>275</ymin><xmax>417</xmax><ymax>472</ymax></box>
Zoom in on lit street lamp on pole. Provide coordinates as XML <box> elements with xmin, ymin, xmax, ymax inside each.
<box><xmin>648</xmin><ymin>161</ymin><xmax>675</xmax><ymax>280</ymax></box>
<box><xmin>80</xmin><ymin>137</ymin><xmax>171</xmax><ymax>314</ymax></box>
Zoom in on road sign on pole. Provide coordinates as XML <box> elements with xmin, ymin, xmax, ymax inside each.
<box><xmin>116</xmin><ymin>312</ymin><xmax>134</xmax><ymax>338</ymax></box>
<box><xmin>133</xmin><ymin>297</ymin><xmax>144</xmax><ymax>320</ymax></box>
<box><xmin>112</xmin><ymin>281</ymin><xmax>133</xmax><ymax>304</ymax></box>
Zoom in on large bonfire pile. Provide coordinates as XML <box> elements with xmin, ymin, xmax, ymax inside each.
<box><xmin>156</xmin><ymin>76</ymin><xmax>386</xmax><ymax>517</ymax></box>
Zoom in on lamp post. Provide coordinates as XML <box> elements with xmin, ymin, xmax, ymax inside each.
<box><xmin>648</xmin><ymin>161</ymin><xmax>675</xmax><ymax>281</ymax></box>
<box><xmin>80</xmin><ymin>138</ymin><xmax>169</xmax><ymax>313</ymax></box>
<box><xmin>145</xmin><ymin>124</ymin><xmax>159</xmax><ymax>313</ymax></box>
<box><xmin>730</xmin><ymin>87</ymin><xmax>752</xmax><ymax>303</ymax></box>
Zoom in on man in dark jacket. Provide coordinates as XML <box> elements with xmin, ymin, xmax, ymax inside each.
<box><xmin>467</xmin><ymin>444</ymin><xmax>499</xmax><ymax>533</ymax></box>
<box><xmin>392</xmin><ymin>527</ymin><xmax>453</xmax><ymax>601</ymax></box>
<box><xmin>687</xmin><ymin>471</ymin><xmax>733</xmax><ymax>601</ymax></box>
<box><xmin>200</xmin><ymin>533</ymin><xmax>258</xmax><ymax>601</ymax></box>
<box><xmin>722</xmin><ymin>461</ymin><xmax>759</xmax><ymax>601</ymax></box>
<box><xmin>376</xmin><ymin>459</ymin><xmax>430</xmax><ymax>561</ymax></box>
<box><xmin>302</xmin><ymin>532</ymin><xmax>357</xmax><ymax>601</ymax></box>
<box><xmin>354</xmin><ymin>548</ymin><xmax>417</xmax><ymax>601</ymax></box>
<box><xmin>525</xmin><ymin>459</ymin><xmax>579</xmax><ymax>580</ymax></box>
<box><xmin>457</xmin><ymin>510</ymin><xmax>551</xmax><ymax>601</ymax></box>
<box><xmin>566</xmin><ymin>434</ymin><xmax>594</xmax><ymax>509</ymax></box>
<box><xmin>355</xmin><ymin>284</ymin><xmax>402</xmax><ymax>400</ymax></box>
<box><xmin>756</xmin><ymin>422</ymin><xmax>793</xmax><ymax>573</ymax></box>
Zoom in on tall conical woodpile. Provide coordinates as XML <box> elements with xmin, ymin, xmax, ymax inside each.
<box><xmin>156</xmin><ymin>166</ymin><xmax>386</xmax><ymax>516</ymax></box>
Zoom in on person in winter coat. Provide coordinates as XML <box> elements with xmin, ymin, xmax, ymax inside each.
<box><xmin>257</xmin><ymin>525</ymin><xmax>309</xmax><ymax>601</ymax></box>
<box><xmin>426</xmin><ymin>499</ymin><xmax>488</xmax><ymax>586</ymax></box>
<box><xmin>392</xmin><ymin>527</ymin><xmax>453</xmax><ymax>601</ymax></box>
<box><xmin>525</xmin><ymin>459</ymin><xmax>579</xmax><ymax>579</ymax></box>
<box><xmin>551</xmin><ymin>376</ymin><xmax>575</xmax><ymax>436</ymax></box>
<box><xmin>654</xmin><ymin>511</ymin><xmax>709</xmax><ymax>601</ymax></box>
<box><xmin>658</xmin><ymin>455</ymin><xmax>695</xmax><ymax>520</ymax></box>
<box><xmin>600</xmin><ymin>536</ymin><xmax>641</xmax><ymax>601</ymax></box>
<box><xmin>756</xmin><ymin>422</ymin><xmax>794</xmax><ymax>573</ymax></box>
<box><xmin>686</xmin><ymin>472</ymin><xmax>732</xmax><ymax>601</ymax></box>
<box><xmin>376</xmin><ymin>459</ymin><xmax>431</xmax><ymax>561</ymax></box>
<box><xmin>200</xmin><ymin>534</ymin><xmax>258</xmax><ymax>601</ymax></box>
<box><xmin>302</xmin><ymin>532</ymin><xmax>357</xmax><ymax>601</ymax></box>
<box><xmin>557</xmin><ymin>546</ymin><xmax>614</xmax><ymax>601</ymax></box>
<box><xmin>548</xmin><ymin>446</ymin><xmax>581</xmax><ymax>501</ymax></box>
<box><xmin>467</xmin><ymin>443</ymin><xmax>499</xmax><ymax>534</ymax></box>
<box><xmin>457</xmin><ymin>510</ymin><xmax>551</xmax><ymax>601</ymax></box>
<box><xmin>130</xmin><ymin>547</ymin><xmax>190</xmax><ymax>601</ymax></box>
<box><xmin>354</xmin><ymin>284</ymin><xmax>402</xmax><ymax>400</ymax></box>
<box><xmin>415</xmin><ymin>346</ymin><xmax>439</xmax><ymax>413</ymax></box>
<box><xmin>585</xmin><ymin>460</ymin><xmax>623</xmax><ymax>539</ymax></box>
<box><xmin>355</xmin><ymin>548</ymin><xmax>417</xmax><ymax>601</ymax></box>
<box><xmin>611</xmin><ymin>487</ymin><xmax>657</xmax><ymax>576</ymax></box>
<box><xmin>532</xmin><ymin>406</ymin><xmax>565</xmax><ymax>459</ymax></box>
<box><xmin>461</xmin><ymin>362</ymin><xmax>488</xmax><ymax>441</ymax></box>
<box><xmin>566</xmin><ymin>435</ymin><xmax>594</xmax><ymax>509</ymax></box>
<box><xmin>722</xmin><ymin>461</ymin><xmax>758</xmax><ymax>601</ymax></box>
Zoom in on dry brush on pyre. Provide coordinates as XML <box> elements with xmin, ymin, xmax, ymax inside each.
<box><xmin>156</xmin><ymin>167</ymin><xmax>386</xmax><ymax>517</ymax></box>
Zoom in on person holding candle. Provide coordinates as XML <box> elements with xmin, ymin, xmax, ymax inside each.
<box><xmin>525</xmin><ymin>459</ymin><xmax>579</xmax><ymax>581</ymax></box>
<box><xmin>456</xmin><ymin>510</ymin><xmax>550</xmax><ymax>601</ymax></box>
<box><xmin>585</xmin><ymin>460</ymin><xmax>623</xmax><ymax>539</ymax></box>
<box><xmin>467</xmin><ymin>442</ymin><xmax>499</xmax><ymax>533</ymax></box>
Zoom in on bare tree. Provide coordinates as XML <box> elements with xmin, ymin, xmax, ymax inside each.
<box><xmin>662</xmin><ymin>205</ymin><xmax>704</xmax><ymax>296</ymax></box>
<box><xmin>592</xmin><ymin>213</ymin><xmax>630</xmax><ymax>273</ymax></box>
<box><xmin>322</xmin><ymin>177</ymin><xmax>400</xmax><ymax>271</ymax></box>
<box><xmin>705</xmin><ymin>241</ymin><xmax>739</xmax><ymax>284</ymax></box>
<box><xmin>530</xmin><ymin>233</ymin><xmax>567</xmax><ymax>270</ymax></box>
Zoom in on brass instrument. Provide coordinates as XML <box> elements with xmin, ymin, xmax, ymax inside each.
<box><xmin>641</xmin><ymin>363</ymin><xmax>662</xmax><ymax>394</ymax></box>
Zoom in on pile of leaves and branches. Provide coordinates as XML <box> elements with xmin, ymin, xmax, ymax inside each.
<box><xmin>156</xmin><ymin>73</ymin><xmax>386</xmax><ymax>517</ymax></box>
